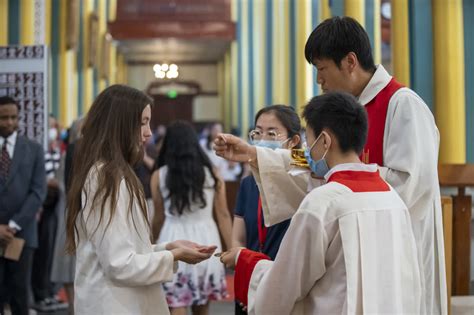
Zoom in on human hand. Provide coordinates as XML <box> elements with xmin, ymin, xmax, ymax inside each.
<box><xmin>218</xmin><ymin>247</ymin><xmax>244</xmax><ymax>269</ymax></box>
<box><xmin>166</xmin><ymin>240</ymin><xmax>217</xmax><ymax>254</ymax></box>
<box><xmin>0</xmin><ymin>225</ymin><xmax>15</xmax><ymax>245</ymax></box>
<box><xmin>171</xmin><ymin>247</ymin><xmax>216</xmax><ymax>264</ymax></box>
<box><xmin>213</xmin><ymin>134</ymin><xmax>256</xmax><ymax>164</ymax></box>
<box><xmin>166</xmin><ymin>240</ymin><xmax>200</xmax><ymax>251</ymax></box>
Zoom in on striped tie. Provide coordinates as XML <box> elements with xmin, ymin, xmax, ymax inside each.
<box><xmin>0</xmin><ymin>139</ymin><xmax>11</xmax><ymax>179</ymax></box>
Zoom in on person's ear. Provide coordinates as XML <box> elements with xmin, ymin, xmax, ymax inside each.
<box><xmin>322</xmin><ymin>131</ymin><xmax>332</xmax><ymax>150</ymax></box>
<box><xmin>345</xmin><ymin>52</ymin><xmax>358</xmax><ymax>73</ymax></box>
<box><xmin>288</xmin><ymin>134</ymin><xmax>301</xmax><ymax>149</ymax></box>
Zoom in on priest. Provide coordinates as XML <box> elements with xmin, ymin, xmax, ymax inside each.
<box><xmin>219</xmin><ymin>92</ymin><xmax>422</xmax><ymax>314</ymax></box>
<box><xmin>215</xmin><ymin>16</ymin><xmax>446</xmax><ymax>315</ymax></box>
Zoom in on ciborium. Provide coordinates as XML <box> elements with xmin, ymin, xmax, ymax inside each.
<box><xmin>290</xmin><ymin>148</ymin><xmax>310</xmax><ymax>169</ymax></box>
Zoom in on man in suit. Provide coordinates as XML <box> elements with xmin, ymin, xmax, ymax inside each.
<box><xmin>0</xmin><ymin>96</ymin><xmax>46</xmax><ymax>315</ymax></box>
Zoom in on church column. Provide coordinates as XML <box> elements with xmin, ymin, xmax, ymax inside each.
<box><xmin>433</xmin><ymin>0</ymin><xmax>466</xmax><ymax>163</ymax></box>
<box><xmin>345</xmin><ymin>0</ymin><xmax>364</xmax><ymax>26</ymax></box>
<box><xmin>391</xmin><ymin>0</ymin><xmax>410</xmax><ymax>86</ymax></box>
<box><xmin>0</xmin><ymin>0</ymin><xmax>8</xmax><ymax>45</ymax></box>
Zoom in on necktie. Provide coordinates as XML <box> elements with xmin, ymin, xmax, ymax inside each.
<box><xmin>0</xmin><ymin>139</ymin><xmax>11</xmax><ymax>179</ymax></box>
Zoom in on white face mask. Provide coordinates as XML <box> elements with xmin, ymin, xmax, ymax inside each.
<box><xmin>48</xmin><ymin>128</ymin><xmax>58</xmax><ymax>142</ymax></box>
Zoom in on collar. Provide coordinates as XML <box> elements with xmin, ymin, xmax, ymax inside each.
<box><xmin>325</xmin><ymin>163</ymin><xmax>389</xmax><ymax>192</ymax></box>
<box><xmin>324</xmin><ymin>163</ymin><xmax>378</xmax><ymax>181</ymax></box>
<box><xmin>0</xmin><ymin>131</ymin><xmax>17</xmax><ymax>147</ymax></box>
<box><xmin>358</xmin><ymin>65</ymin><xmax>392</xmax><ymax>106</ymax></box>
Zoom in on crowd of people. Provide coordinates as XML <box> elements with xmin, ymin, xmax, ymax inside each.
<box><xmin>0</xmin><ymin>16</ymin><xmax>446</xmax><ymax>315</ymax></box>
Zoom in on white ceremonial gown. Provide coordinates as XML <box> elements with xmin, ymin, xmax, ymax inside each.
<box><xmin>74</xmin><ymin>165</ymin><xmax>177</xmax><ymax>314</ymax></box>
<box><xmin>238</xmin><ymin>164</ymin><xmax>421</xmax><ymax>314</ymax></box>
<box><xmin>252</xmin><ymin>65</ymin><xmax>447</xmax><ymax>315</ymax></box>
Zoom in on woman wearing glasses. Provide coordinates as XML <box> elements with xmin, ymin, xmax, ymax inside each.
<box><xmin>232</xmin><ymin>105</ymin><xmax>301</xmax><ymax>314</ymax></box>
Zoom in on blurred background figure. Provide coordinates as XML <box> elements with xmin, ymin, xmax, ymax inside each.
<box><xmin>49</xmin><ymin>117</ymin><xmax>85</xmax><ymax>315</ymax></box>
<box><xmin>31</xmin><ymin>114</ymin><xmax>68</xmax><ymax>313</ymax></box>
<box><xmin>200</xmin><ymin>122</ymin><xmax>241</xmax><ymax>182</ymax></box>
<box><xmin>151</xmin><ymin>121</ymin><xmax>232</xmax><ymax>315</ymax></box>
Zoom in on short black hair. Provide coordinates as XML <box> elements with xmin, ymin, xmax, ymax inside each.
<box><xmin>302</xmin><ymin>92</ymin><xmax>367</xmax><ymax>154</ymax></box>
<box><xmin>0</xmin><ymin>96</ymin><xmax>19</xmax><ymax>108</ymax></box>
<box><xmin>304</xmin><ymin>16</ymin><xmax>376</xmax><ymax>72</ymax></box>
<box><xmin>254</xmin><ymin>105</ymin><xmax>302</xmax><ymax>148</ymax></box>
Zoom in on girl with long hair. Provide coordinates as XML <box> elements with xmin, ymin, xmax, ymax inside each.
<box><xmin>66</xmin><ymin>85</ymin><xmax>215</xmax><ymax>314</ymax></box>
<box><xmin>151</xmin><ymin>121</ymin><xmax>232</xmax><ymax>315</ymax></box>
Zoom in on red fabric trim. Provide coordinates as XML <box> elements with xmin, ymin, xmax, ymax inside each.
<box><xmin>362</xmin><ymin>78</ymin><xmax>404</xmax><ymax>165</ymax></box>
<box><xmin>327</xmin><ymin>170</ymin><xmax>390</xmax><ymax>192</ymax></box>
<box><xmin>257</xmin><ymin>197</ymin><xmax>267</xmax><ymax>251</ymax></box>
<box><xmin>234</xmin><ymin>249</ymin><xmax>271</xmax><ymax>306</ymax></box>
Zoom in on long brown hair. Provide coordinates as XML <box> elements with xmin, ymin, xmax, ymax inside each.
<box><xmin>65</xmin><ymin>85</ymin><xmax>153</xmax><ymax>253</ymax></box>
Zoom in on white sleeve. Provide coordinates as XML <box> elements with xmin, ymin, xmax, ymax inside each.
<box><xmin>252</xmin><ymin>147</ymin><xmax>309</xmax><ymax>226</ymax></box>
<box><xmin>248</xmin><ymin>210</ymin><xmax>327</xmax><ymax>314</ymax></box>
<box><xmin>381</xmin><ymin>89</ymin><xmax>440</xmax><ymax>220</ymax></box>
<box><xmin>152</xmin><ymin>242</ymin><xmax>169</xmax><ymax>252</ymax></box>
<box><xmin>84</xmin><ymin>179</ymin><xmax>175</xmax><ymax>286</ymax></box>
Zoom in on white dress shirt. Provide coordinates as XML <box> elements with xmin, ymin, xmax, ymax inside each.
<box><xmin>0</xmin><ymin>131</ymin><xmax>17</xmax><ymax>158</ymax></box>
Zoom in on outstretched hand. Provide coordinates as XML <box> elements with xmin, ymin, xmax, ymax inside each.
<box><xmin>213</xmin><ymin>133</ymin><xmax>256</xmax><ymax>164</ymax></box>
<box><xmin>168</xmin><ymin>240</ymin><xmax>217</xmax><ymax>264</ymax></box>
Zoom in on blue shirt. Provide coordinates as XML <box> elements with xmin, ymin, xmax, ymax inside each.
<box><xmin>234</xmin><ymin>176</ymin><xmax>291</xmax><ymax>260</ymax></box>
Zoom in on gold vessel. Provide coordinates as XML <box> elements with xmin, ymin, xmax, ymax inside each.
<box><xmin>290</xmin><ymin>148</ymin><xmax>310</xmax><ymax>169</ymax></box>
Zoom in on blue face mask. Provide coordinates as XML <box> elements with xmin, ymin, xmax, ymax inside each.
<box><xmin>251</xmin><ymin>139</ymin><xmax>289</xmax><ymax>150</ymax></box>
<box><xmin>304</xmin><ymin>133</ymin><xmax>330</xmax><ymax>178</ymax></box>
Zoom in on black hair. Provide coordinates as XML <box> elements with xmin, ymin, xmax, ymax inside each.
<box><xmin>302</xmin><ymin>92</ymin><xmax>367</xmax><ymax>154</ymax></box>
<box><xmin>304</xmin><ymin>16</ymin><xmax>376</xmax><ymax>72</ymax></box>
<box><xmin>254</xmin><ymin>105</ymin><xmax>302</xmax><ymax>148</ymax></box>
<box><xmin>0</xmin><ymin>96</ymin><xmax>19</xmax><ymax>109</ymax></box>
<box><xmin>156</xmin><ymin>120</ymin><xmax>218</xmax><ymax>216</ymax></box>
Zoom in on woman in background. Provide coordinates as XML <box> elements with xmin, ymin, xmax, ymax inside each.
<box><xmin>232</xmin><ymin>105</ymin><xmax>301</xmax><ymax>314</ymax></box>
<box><xmin>200</xmin><ymin>122</ymin><xmax>242</xmax><ymax>181</ymax></box>
<box><xmin>66</xmin><ymin>85</ymin><xmax>215</xmax><ymax>315</ymax></box>
<box><xmin>151</xmin><ymin>121</ymin><xmax>232</xmax><ymax>315</ymax></box>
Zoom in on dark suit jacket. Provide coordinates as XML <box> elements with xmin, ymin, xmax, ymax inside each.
<box><xmin>0</xmin><ymin>135</ymin><xmax>47</xmax><ymax>248</ymax></box>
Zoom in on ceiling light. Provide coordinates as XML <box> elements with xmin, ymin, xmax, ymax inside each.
<box><xmin>155</xmin><ymin>71</ymin><xmax>166</xmax><ymax>79</ymax></box>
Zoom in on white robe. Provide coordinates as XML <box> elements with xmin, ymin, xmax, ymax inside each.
<box><xmin>243</xmin><ymin>163</ymin><xmax>421</xmax><ymax>314</ymax></box>
<box><xmin>74</xmin><ymin>166</ymin><xmax>176</xmax><ymax>315</ymax></box>
<box><xmin>253</xmin><ymin>65</ymin><xmax>447</xmax><ymax>314</ymax></box>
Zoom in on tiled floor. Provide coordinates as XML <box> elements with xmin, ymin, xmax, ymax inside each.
<box><xmin>31</xmin><ymin>301</ymin><xmax>234</xmax><ymax>315</ymax></box>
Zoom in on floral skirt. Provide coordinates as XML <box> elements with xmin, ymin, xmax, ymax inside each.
<box><xmin>163</xmin><ymin>263</ymin><xmax>228</xmax><ymax>307</ymax></box>
<box><xmin>159</xmin><ymin>218</ymin><xmax>228</xmax><ymax>308</ymax></box>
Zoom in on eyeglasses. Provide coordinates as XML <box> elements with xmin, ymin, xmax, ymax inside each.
<box><xmin>249</xmin><ymin>129</ymin><xmax>284</xmax><ymax>141</ymax></box>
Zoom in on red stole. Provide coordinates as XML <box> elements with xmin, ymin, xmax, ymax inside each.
<box><xmin>361</xmin><ymin>78</ymin><xmax>403</xmax><ymax>165</ymax></box>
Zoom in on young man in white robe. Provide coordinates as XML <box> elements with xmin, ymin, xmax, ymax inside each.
<box><xmin>219</xmin><ymin>92</ymin><xmax>422</xmax><ymax>315</ymax></box>
<box><xmin>216</xmin><ymin>16</ymin><xmax>446</xmax><ymax>315</ymax></box>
